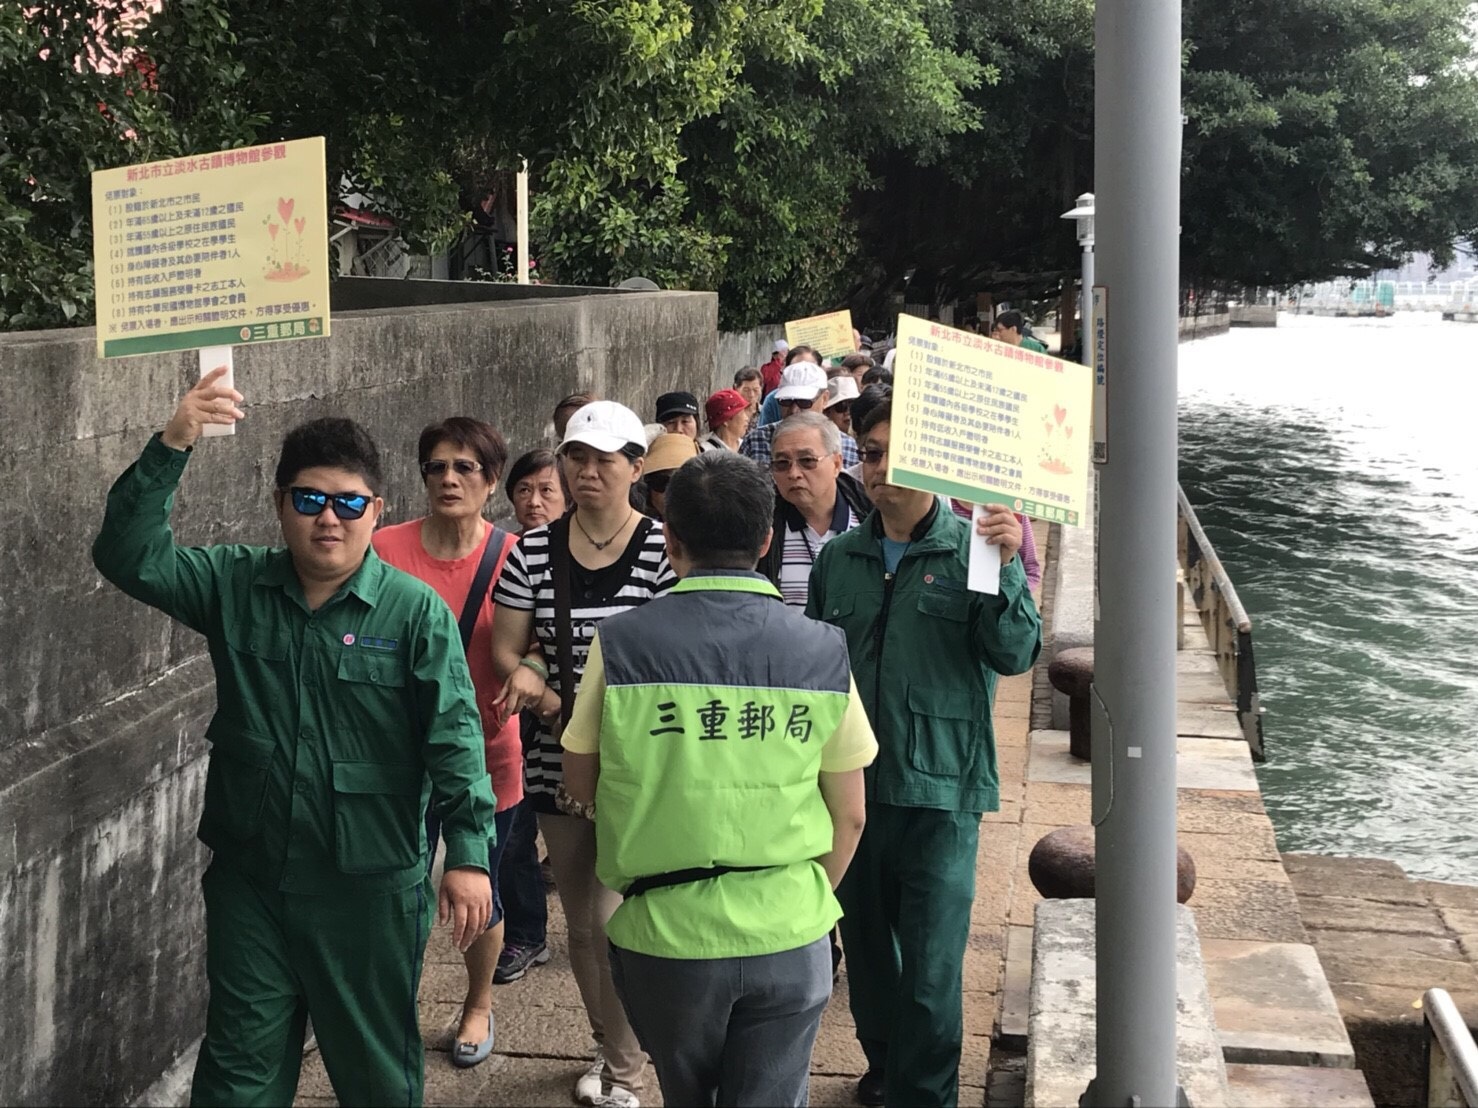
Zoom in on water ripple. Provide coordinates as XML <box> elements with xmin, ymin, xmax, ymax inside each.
<box><xmin>1179</xmin><ymin>315</ymin><xmax>1478</xmax><ymax>883</ymax></box>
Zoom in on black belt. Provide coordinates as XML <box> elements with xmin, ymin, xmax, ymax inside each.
<box><xmin>623</xmin><ymin>864</ymin><xmax>777</xmax><ymax>899</ymax></box>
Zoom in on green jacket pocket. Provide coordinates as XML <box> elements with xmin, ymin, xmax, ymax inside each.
<box><xmin>200</xmin><ymin>726</ymin><xmax>276</xmax><ymax>846</ymax></box>
<box><xmin>331</xmin><ymin>760</ymin><xmax>424</xmax><ymax>874</ymax></box>
<box><xmin>905</xmin><ymin>685</ymin><xmax>986</xmax><ymax>777</ymax></box>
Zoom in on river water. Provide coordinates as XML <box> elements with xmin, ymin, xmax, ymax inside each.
<box><xmin>1177</xmin><ymin>313</ymin><xmax>1478</xmax><ymax>884</ymax></box>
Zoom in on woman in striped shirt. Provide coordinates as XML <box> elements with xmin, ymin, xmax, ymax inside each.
<box><xmin>491</xmin><ymin>400</ymin><xmax>674</xmax><ymax>1108</ymax></box>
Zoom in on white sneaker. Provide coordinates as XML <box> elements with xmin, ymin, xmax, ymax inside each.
<box><xmin>593</xmin><ymin>1086</ymin><xmax>639</xmax><ymax>1108</ymax></box>
<box><xmin>574</xmin><ymin>1056</ymin><xmax>606</xmax><ymax>1104</ymax></box>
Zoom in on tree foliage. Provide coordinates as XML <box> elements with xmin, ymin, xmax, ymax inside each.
<box><xmin>1181</xmin><ymin>0</ymin><xmax>1478</xmax><ymax>287</ymax></box>
<box><xmin>6</xmin><ymin>0</ymin><xmax>1478</xmax><ymax>332</ymax></box>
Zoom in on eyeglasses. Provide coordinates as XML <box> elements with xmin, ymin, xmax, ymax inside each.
<box><xmin>859</xmin><ymin>447</ymin><xmax>889</xmax><ymax>465</ymax></box>
<box><xmin>770</xmin><ymin>455</ymin><xmax>822</xmax><ymax>472</ymax></box>
<box><xmin>420</xmin><ymin>459</ymin><xmax>482</xmax><ymax>478</ymax></box>
<box><xmin>289</xmin><ymin>487</ymin><xmax>372</xmax><ymax>520</ymax></box>
<box><xmin>829</xmin><ymin>402</ymin><xmax>853</xmax><ymax>415</ymax></box>
<box><xmin>779</xmin><ymin>397</ymin><xmax>816</xmax><ymax>410</ymax></box>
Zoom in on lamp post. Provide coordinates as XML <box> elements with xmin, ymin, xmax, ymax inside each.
<box><xmin>1061</xmin><ymin>192</ymin><xmax>1095</xmax><ymax>362</ymax></box>
<box><xmin>1084</xmin><ymin>2</ymin><xmax>1182</xmax><ymax>1105</ymax></box>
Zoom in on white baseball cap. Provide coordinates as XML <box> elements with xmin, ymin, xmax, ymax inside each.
<box><xmin>773</xmin><ymin>362</ymin><xmax>828</xmax><ymax>402</ymax></box>
<box><xmin>772</xmin><ymin>338</ymin><xmax>790</xmax><ymax>354</ymax></box>
<box><xmin>823</xmin><ymin>375</ymin><xmax>860</xmax><ymax>410</ymax></box>
<box><xmin>559</xmin><ymin>400</ymin><xmax>647</xmax><ymax>455</ymax></box>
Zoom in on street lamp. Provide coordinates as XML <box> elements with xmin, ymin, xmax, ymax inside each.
<box><xmin>1060</xmin><ymin>192</ymin><xmax>1095</xmax><ymax>362</ymax></box>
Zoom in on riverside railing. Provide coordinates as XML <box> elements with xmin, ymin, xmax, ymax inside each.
<box><xmin>1424</xmin><ymin>988</ymin><xmax>1478</xmax><ymax>1107</ymax></box>
<box><xmin>1176</xmin><ymin>486</ymin><xmax>1266</xmax><ymax>761</ymax></box>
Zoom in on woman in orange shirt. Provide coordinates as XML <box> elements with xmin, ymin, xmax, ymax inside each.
<box><xmin>373</xmin><ymin>417</ymin><xmax>520</xmax><ymax>1069</ymax></box>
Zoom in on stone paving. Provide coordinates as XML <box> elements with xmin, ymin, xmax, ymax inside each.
<box><xmin>292</xmin><ymin>657</ymin><xmax>1039</xmax><ymax>1108</ymax></box>
<box><xmin>1285</xmin><ymin>853</ymin><xmax>1478</xmax><ymax>1107</ymax></box>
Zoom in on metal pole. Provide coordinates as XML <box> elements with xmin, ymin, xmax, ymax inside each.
<box><xmin>516</xmin><ymin>161</ymin><xmax>530</xmax><ymax>285</ymax></box>
<box><xmin>1081</xmin><ymin>246</ymin><xmax>1095</xmax><ymax>363</ymax></box>
<box><xmin>1084</xmin><ymin>0</ymin><xmax>1182</xmax><ymax>1104</ymax></box>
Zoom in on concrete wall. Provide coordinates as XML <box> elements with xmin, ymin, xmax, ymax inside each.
<box><xmin>0</xmin><ymin>289</ymin><xmax>716</xmax><ymax>1105</ymax></box>
<box><xmin>714</xmin><ymin>324</ymin><xmax>785</xmax><ymax>392</ymax></box>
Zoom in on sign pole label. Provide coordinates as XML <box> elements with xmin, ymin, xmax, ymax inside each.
<box><xmin>1092</xmin><ymin>285</ymin><xmax>1108</xmax><ymax>464</ymax></box>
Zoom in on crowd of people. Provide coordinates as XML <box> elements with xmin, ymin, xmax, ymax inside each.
<box><xmin>91</xmin><ymin>324</ymin><xmax>1044</xmax><ymax>1108</ymax></box>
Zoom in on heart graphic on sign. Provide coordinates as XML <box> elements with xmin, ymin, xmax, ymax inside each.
<box><xmin>277</xmin><ymin>197</ymin><xmax>295</xmax><ymax>224</ymax></box>
<box><xmin>1054</xmin><ymin>405</ymin><xmax>1067</xmax><ymax>425</ymax></box>
<box><xmin>294</xmin><ymin>217</ymin><xmax>305</xmax><ymax>236</ymax></box>
<box><xmin>267</xmin><ymin>222</ymin><xmax>278</xmax><ymax>240</ymax></box>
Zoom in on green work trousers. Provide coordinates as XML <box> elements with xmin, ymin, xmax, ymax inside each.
<box><xmin>190</xmin><ymin>863</ymin><xmax>433</xmax><ymax>1107</ymax></box>
<box><xmin>836</xmin><ymin>803</ymin><xmax>980</xmax><ymax>1108</ymax></box>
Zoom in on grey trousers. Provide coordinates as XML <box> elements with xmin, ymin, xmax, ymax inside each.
<box><xmin>609</xmin><ymin>935</ymin><xmax>832</xmax><ymax>1107</ymax></box>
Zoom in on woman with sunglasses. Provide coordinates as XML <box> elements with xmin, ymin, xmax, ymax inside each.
<box><xmin>372</xmin><ymin>417</ymin><xmax>522</xmax><ymax>1070</ymax></box>
<box><xmin>490</xmin><ymin>401</ymin><xmax>674</xmax><ymax>1108</ymax></box>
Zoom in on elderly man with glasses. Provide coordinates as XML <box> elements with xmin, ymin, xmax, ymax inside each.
<box><xmin>757</xmin><ymin>412</ymin><xmax>870</xmax><ymax>607</ymax></box>
<box><xmin>741</xmin><ymin>362</ymin><xmax>861</xmax><ymax>470</ymax></box>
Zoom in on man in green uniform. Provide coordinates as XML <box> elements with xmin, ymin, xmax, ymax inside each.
<box><xmin>92</xmin><ymin>369</ymin><xmax>495</xmax><ymax>1107</ymax></box>
<box><xmin>992</xmin><ymin>308</ymin><xmax>1049</xmax><ymax>354</ymax></box>
<box><xmin>561</xmin><ymin>451</ymin><xmax>876</xmax><ymax>1107</ymax></box>
<box><xmin>807</xmin><ymin>401</ymin><xmax>1042</xmax><ymax>1107</ymax></box>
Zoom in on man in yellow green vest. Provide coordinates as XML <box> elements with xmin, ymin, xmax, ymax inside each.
<box><xmin>808</xmin><ymin>400</ymin><xmax>1042</xmax><ymax>1106</ymax></box>
<box><xmin>562</xmin><ymin>450</ymin><xmax>876</xmax><ymax>1107</ymax></box>
<box><xmin>92</xmin><ymin>370</ymin><xmax>496</xmax><ymax>1106</ymax></box>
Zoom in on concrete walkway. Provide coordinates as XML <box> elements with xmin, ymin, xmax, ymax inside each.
<box><xmin>291</xmin><ymin>675</ymin><xmax>1037</xmax><ymax>1108</ymax></box>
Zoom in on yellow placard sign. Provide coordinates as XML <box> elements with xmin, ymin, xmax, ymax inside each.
<box><xmin>91</xmin><ymin>137</ymin><xmax>331</xmax><ymax>358</ymax></box>
<box><xmin>887</xmin><ymin>314</ymin><xmax>1092</xmax><ymax>525</ymax></box>
<box><xmin>784</xmin><ymin>309</ymin><xmax>855</xmax><ymax>361</ymax></box>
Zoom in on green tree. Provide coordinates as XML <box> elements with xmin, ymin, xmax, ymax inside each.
<box><xmin>1181</xmin><ymin>0</ymin><xmax>1478</xmax><ymax>288</ymax></box>
<box><xmin>0</xmin><ymin>2</ymin><xmax>257</xmax><ymax>329</ymax></box>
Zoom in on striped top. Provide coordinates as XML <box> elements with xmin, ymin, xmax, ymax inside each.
<box><xmin>779</xmin><ymin>510</ymin><xmax>857</xmax><ymax>607</ymax></box>
<box><xmin>493</xmin><ymin>518</ymin><xmax>676</xmax><ymax>804</ymax></box>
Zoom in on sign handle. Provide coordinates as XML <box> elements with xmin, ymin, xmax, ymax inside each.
<box><xmin>199</xmin><ymin>345</ymin><xmax>236</xmax><ymax>438</ymax></box>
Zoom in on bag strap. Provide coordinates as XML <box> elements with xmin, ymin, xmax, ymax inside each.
<box><xmin>456</xmin><ymin>525</ymin><xmax>511</xmax><ymax>653</ymax></box>
<box><xmin>623</xmin><ymin>864</ymin><xmax>775</xmax><ymax>899</ymax></box>
<box><xmin>548</xmin><ymin>517</ymin><xmax>578</xmax><ymax>728</ymax></box>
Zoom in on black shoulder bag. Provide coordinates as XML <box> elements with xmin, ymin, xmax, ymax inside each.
<box><xmin>457</xmin><ymin>526</ymin><xmax>510</xmax><ymax>652</ymax></box>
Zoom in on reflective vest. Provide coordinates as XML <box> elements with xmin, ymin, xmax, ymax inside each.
<box><xmin>595</xmin><ymin>573</ymin><xmax>851</xmax><ymax>959</ymax></box>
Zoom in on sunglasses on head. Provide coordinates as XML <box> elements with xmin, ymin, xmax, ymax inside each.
<box><xmin>770</xmin><ymin>455</ymin><xmax>821</xmax><ymax>472</ymax></box>
<box><xmin>779</xmin><ymin>396</ymin><xmax>816</xmax><ymax>410</ymax></box>
<box><xmin>289</xmin><ymin>487</ymin><xmax>371</xmax><ymax>520</ymax></box>
<box><xmin>420</xmin><ymin>459</ymin><xmax>482</xmax><ymax>478</ymax></box>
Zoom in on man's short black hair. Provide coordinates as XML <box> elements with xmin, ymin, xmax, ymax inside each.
<box><xmin>995</xmin><ymin>309</ymin><xmax>1026</xmax><ymax>333</ymax></box>
<box><xmin>275</xmin><ymin>417</ymin><xmax>383</xmax><ymax>493</ymax></box>
<box><xmin>663</xmin><ymin>452</ymin><xmax>774</xmax><ymax>569</ymax></box>
<box><xmin>861</xmin><ymin>366</ymin><xmax>892</xmax><ymax>387</ymax></box>
<box><xmin>852</xmin><ymin>384</ymin><xmax>891</xmax><ymax>434</ymax></box>
<box><xmin>857</xmin><ymin>399</ymin><xmax>892</xmax><ymax>439</ymax></box>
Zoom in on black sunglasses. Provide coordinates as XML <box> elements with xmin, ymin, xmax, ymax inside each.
<box><xmin>420</xmin><ymin>459</ymin><xmax>482</xmax><ymax>478</ymax></box>
<box><xmin>779</xmin><ymin>396</ymin><xmax>817</xmax><ymax>410</ymax></box>
<box><xmin>290</xmin><ymin>487</ymin><xmax>372</xmax><ymax>520</ymax></box>
<box><xmin>859</xmin><ymin>447</ymin><xmax>888</xmax><ymax>465</ymax></box>
<box><xmin>645</xmin><ymin>473</ymin><xmax>672</xmax><ymax>494</ymax></box>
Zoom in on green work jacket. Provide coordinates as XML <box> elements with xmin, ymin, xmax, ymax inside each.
<box><xmin>807</xmin><ymin>503</ymin><xmax>1042</xmax><ymax>813</ymax></box>
<box><xmin>92</xmin><ymin>435</ymin><xmax>495</xmax><ymax>895</ymax></box>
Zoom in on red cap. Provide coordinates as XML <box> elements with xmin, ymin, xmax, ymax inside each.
<box><xmin>705</xmin><ymin>388</ymin><xmax>750</xmax><ymax>428</ymax></box>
